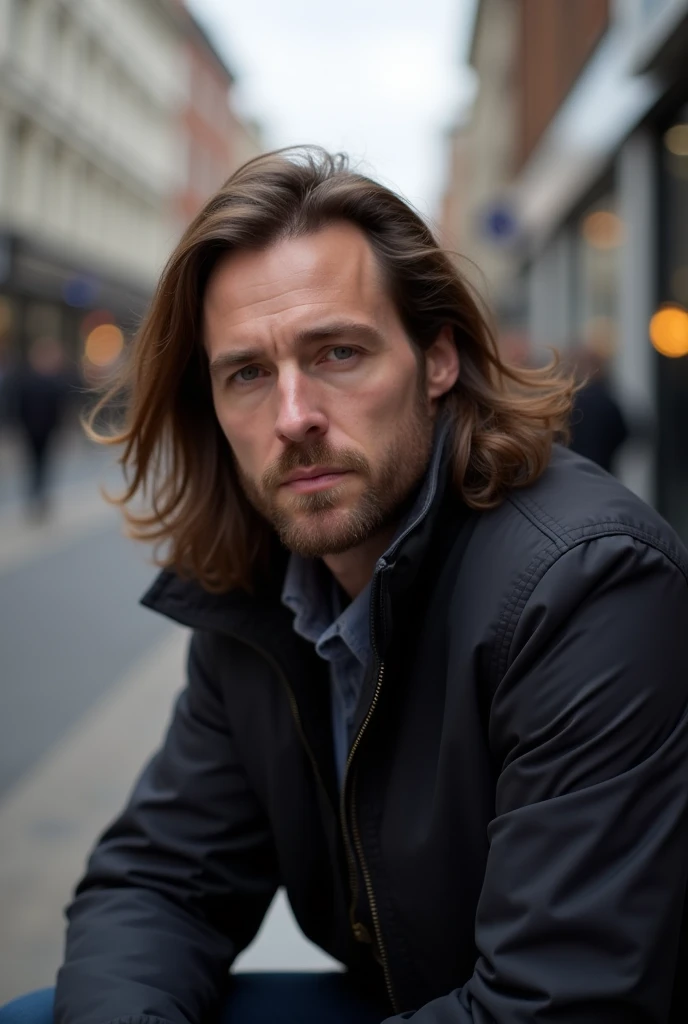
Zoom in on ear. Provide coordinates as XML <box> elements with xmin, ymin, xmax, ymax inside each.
<box><xmin>425</xmin><ymin>326</ymin><xmax>459</xmax><ymax>401</ymax></box>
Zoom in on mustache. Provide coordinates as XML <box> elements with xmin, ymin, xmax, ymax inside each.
<box><xmin>261</xmin><ymin>440</ymin><xmax>370</xmax><ymax>490</ymax></box>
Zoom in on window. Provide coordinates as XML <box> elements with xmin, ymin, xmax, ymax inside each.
<box><xmin>573</xmin><ymin>192</ymin><xmax>624</xmax><ymax>357</ymax></box>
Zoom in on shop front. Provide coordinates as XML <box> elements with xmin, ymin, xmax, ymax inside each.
<box><xmin>0</xmin><ymin>233</ymin><xmax>151</xmax><ymax>386</ymax></box>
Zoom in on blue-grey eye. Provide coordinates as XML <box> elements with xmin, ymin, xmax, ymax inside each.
<box><xmin>237</xmin><ymin>366</ymin><xmax>261</xmax><ymax>381</ymax></box>
<box><xmin>332</xmin><ymin>346</ymin><xmax>354</xmax><ymax>360</ymax></box>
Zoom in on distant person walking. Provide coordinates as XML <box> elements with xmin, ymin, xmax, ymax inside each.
<box><xmin>569</xmin><ymin>344</ymin><xmax>628</xmax><ymax>473</ymax></box>
<box><xmin>9</xmin><ymin>337</ymin><xmax>73</xmax><ymax>519</ymax></box>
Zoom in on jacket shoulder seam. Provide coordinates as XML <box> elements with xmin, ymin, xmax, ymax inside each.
<box><xmin>507</xmin><ymin>493</ymin><xmax>569</xmax><ymax>552</ymax></box>
<box><xmin>492</xmin><ymin>521</ymin><xmax>688</xmax><ymax>684</ymax></box>
<box><xmin>509</xmin><ymin>492</ymin><xmax>688</xmax><ymax>574</ymax></box>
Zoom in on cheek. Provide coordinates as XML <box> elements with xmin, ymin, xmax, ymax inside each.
<box><xmin>354</xmin><ymin>361</ymin><xmax>419</xmax><ymax>426</ymax></box>
<box><xmin>214</xmin><ymin>403</ymin><xmax>274</xmax><ymax>482</ymax></box>
<box><xmin>213</xmin><ymin>387</ymin><xmax>250</xmax><ymax>443</ymax></box>
<box><xmin>212</xmin><ymin>399</ymin><xmax>249</xmax><ymax>462</ymax></box>
<box><xmin>329</xmin><ymin>367</ymin><xmax>418</xmax><ymax>458</ymax></box>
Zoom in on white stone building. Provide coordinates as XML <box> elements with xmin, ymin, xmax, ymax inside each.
<box><xmin>0</xmin><ymin>0</ymin><xmax>188</xmax><ymax>361</ymax></box>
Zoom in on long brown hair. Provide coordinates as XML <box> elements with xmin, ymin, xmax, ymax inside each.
<box><xmin>87</xmin><ymin>146</ymin><xmax>574</xmax><ymax>593</ymax></box>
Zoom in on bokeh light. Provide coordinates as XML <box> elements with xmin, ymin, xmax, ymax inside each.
<box><xmin>649</xmin><ymin>305</ymin><xmax>688</xmax><ymax>358</ymax></box>
<box><xmin>84</xmin><ymin>323</ymin><xmax>124</xmax><ymax>366</ymax></box>
<box><xmin>664</xmin><ymin>125</ymin><xmax>688</xmax><ymax>157</ymax></box>
<box><xmin>581</xmin><ymin>210</ymin><xmax>624</xmax><ymax>249</ymax></box>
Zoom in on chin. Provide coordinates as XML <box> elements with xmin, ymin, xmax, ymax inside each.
<box><xmin>279</xmin><ymin>507</ymin><xmax>369</xmax><ymax>558</ymax></box>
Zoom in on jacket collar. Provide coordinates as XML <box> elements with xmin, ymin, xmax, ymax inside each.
<box><xmin>140</xmin><ymin>412</ymin><xmax>459</xmax><ymax>653</ymax></box>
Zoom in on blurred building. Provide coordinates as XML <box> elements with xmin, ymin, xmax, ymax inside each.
<box><xmin>0</xmin><ymin>0</ymin><xmax>262</xmax><ymax>380</ymax></box>
<box><xmin>0</xmin><ymin>0</ymin><xmax>185</xmax><ymax>370</ymax></box>
<box><xmin>440</xmin><ymin>0</ymin><xmax>521</xmax><ymax>327</ymax></box>
<box><xmin>442</xmin><ymin>0</ymin><xmax>688</xmax><ymax>538</ymax></box>
<box><xmin>175</xmin><ymin>5</ymin><xmax>262</xmax><ymax>229</ymax></box>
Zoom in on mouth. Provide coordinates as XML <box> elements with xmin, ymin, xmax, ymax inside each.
<box><xmin>281</xmin><ymin>467</ymin><xmax>352</xmax><ymax>494</ymax></box>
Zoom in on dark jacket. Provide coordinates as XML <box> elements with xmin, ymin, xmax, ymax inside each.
<box><xmin>7</xmin><ymin>366</ymin><xmax>72</xmax><ymax>441</ymax></box>
<box><xmin>56</xmin><ymin>446</ymin><xmax>688</xmax><ymax>1024</ymax></box>
<box><xmin>569</xmin><ymin>378</ymin><xmax>629</xmax><ymax>473</ymax></box>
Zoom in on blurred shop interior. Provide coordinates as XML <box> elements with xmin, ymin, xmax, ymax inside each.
<box><xmin>440</xmin><ymin>0</ymin><xmax>688</xmax><ymax>541</ymax></box>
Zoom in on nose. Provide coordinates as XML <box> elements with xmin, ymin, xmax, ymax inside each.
<box><xmin>274</xmin><ymin>367</ymin><xmax>328</xmax><ymax>445</ymax></box>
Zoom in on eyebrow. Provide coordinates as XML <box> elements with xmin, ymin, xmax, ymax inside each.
<box><xmin>208</xmin><ymin>320</ymin><xmax>384</xmax><ymax>379</ymax></box>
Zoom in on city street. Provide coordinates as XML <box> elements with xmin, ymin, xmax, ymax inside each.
<box><xmin>0</xmin><ymin>433</ymin><xmax>337</xmax><ymax>1004</ymax></box>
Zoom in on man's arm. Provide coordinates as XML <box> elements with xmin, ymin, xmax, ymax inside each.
<box><xmin>384</xmin><ymin>533</ymin><xmax>688</xmax><ymax>1023</ymax></box>
<box><xmin>55</xmin><ymin>630</ymin><xmax>280</xmax><ymax>1024</ymax></box>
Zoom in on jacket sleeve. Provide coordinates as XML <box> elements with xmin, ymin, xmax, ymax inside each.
<box><xmin>384</xmin><ymin>533</ymin><xmax>688</xmax><ymax>1023</ymax></box>
<box><xmin>55</xmin><ymin>630</ymin><xmax>280</xmax><ymax>1024</ymax></box>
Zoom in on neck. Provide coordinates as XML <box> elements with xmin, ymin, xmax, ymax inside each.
<box><xmin>322</xmin><ymin>524</ymin><xmax>398</xmax><ymax>599</ymax></box>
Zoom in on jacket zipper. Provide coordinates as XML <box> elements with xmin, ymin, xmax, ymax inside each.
<box><xmin>339</xmin><ymin>456</ymin><xmax>444</xmax><ymax>1012</ymax></box>
<box><xmin>340</xmin><ymin>660</ymin><xmax>385</xmax><ymax>930</ymax></box>
<box><xmin>339</xmin><ymin>575</ymin><xmax>399</xmax><ymax>1012</ymax></box>
<box><xmin>350</xmin><ymin>683</ymin><xmax>401</xmax><ymax>1019</ymax></box>
<box><xmin>246</xmin><ymin>636</ymin><xmax>398</xmax><ymax>1009</ymax></box>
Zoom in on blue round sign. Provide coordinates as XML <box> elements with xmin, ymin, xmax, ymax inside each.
<box><xmin>481</xmin><ymin>204</ymin><xmax>518</xmax><ymax>244</ymax></box>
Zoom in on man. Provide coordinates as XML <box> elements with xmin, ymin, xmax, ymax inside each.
<box><xmin>49</xmin><ymin>149</ymin><xmax>688</xmax><ymax>1022</ymax></box>
<box><xmin>7</xmin><ymin>336</ymin><xmax>73</xmax><ymax>520</ymax></box>
<box><xmin>568</xmin><ymin>342</ymin><xmax>629</xmax><ymax>474</ymax></box>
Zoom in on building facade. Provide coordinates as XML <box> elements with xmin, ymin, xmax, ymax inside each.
<box><xmin>0</xmin><ymin>0</ymin><xmax>262</xmax><ymax>381</ymax></box>
<box><xmin>175</xmin><ymin>6</ymin><xmax>262</xmax><ymax>231</ymax></box>
<box><xmin>0</xmin><ymin>0</ymin><xmax>189</xmax><ymax>372</ymax></box>
<box><xmin>440</xmin><ymin>0</ymin><xmax>521</xmax><ymax>328</ymax></box>
<box><xmin>443</xmin><ymin>0</ymin><xmax>688</xmax><ymax>539</ymax></box>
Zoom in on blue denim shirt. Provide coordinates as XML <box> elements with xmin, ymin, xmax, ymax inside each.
<box><xmin>281</xmin><ymin>421</ymin><xmax>448</xmax><ymax>790</ymax></box>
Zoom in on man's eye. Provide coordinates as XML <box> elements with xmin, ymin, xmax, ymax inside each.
<box><xmin>327</xmin><ymin>346</ymin><xmax>355</xmax><ymax>361</ymax></box>
<box><xmin>232</xmin><ymin>365</ymin><xmax>262</xmax><ymax>384</ymax></box>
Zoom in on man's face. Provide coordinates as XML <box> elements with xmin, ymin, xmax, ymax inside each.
<box><xmin>203</xmin><ymin>222</ymin><xmax>449</xmax><ymax>558</ymax></box>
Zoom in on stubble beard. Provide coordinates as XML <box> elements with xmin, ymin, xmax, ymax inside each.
<box><xmin>237</xmin><ymin>389</ymin><xmax>436</xmax><ymax>559</ymax></box>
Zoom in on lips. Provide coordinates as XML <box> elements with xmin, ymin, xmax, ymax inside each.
<box><xmin>280</xmin><ymin>467</ymin><xmax>352</xmax><ymax>494</ymax></box>
<box><xmin>282</xmin><ymin>466</ymin><xmax>345</xmax><ymax>484</ymax></box>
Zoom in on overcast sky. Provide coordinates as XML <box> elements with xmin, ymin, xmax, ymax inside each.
<box><xmin>186</xmin><ymin>0</ymin><xmax>477</xmax><ymax>222</ymax></box>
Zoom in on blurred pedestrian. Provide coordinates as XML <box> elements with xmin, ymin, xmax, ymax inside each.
<box><xmin>7</xmin><ymin>336</ymin><xmax>72</xmax><ymax>520</ymax></box>
<box><xmin>0</xmin><ymin>345</ymin><xmax>10</xmax><ymax>427</ymax></box>
<box><xmin>568</xmin><ymin>343</ymin><xmax>628</xmax><ymax>473</ymax></box>
<box><xmin>11</xmin><ymin>149</ymin><xmax>688</xmax><ymax>1024</ymax></box>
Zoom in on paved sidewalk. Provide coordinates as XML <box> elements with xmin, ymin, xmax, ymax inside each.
<box><xmin>0</xmin><ymin>477</ymin><xmax>118</xmax><ymax>577</ymax></box>
<box><xmin>0</xmin><ymin>631</ymin><xmax>188</xmax><ymax>1001</ymax></box>
<box><xmin>0</xmin><ymin>429</ymin><xmax>123</xmax><ymax>577</ymax></box>
<box><xmin>0</xmin><ymin>430</ymin><xmax>111</xmax><ymax>507</ymax></box>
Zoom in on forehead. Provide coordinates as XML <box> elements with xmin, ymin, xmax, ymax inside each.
<box><xmin>203</xmin><ymin>222</ymin><xmax>394</xmax><ymax>341</ymax></box>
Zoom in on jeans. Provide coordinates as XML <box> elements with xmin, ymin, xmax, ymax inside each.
<box><xmin>0</xmin><ymin>973</ymin><xmax>389</xmax><ymax>1024</ymax></box>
